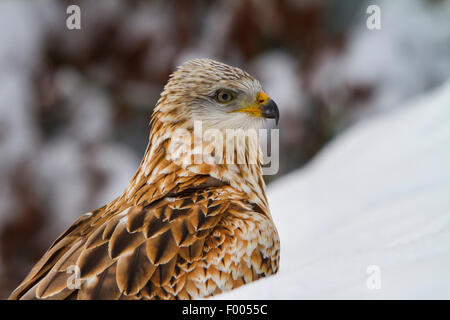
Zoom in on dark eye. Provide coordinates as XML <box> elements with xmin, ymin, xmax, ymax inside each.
<box><xmin>216</xmin><ymin>89</ymin><xmax>235</xmax><ymax>103</ymax></box>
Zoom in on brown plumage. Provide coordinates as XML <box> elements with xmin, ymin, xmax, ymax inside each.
<box><xmin>9</xmin><ymin>58</ymin><xmax>280</xmax><ymax>300</ymax></box>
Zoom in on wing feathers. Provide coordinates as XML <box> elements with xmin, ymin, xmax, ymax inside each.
<box><xmin>10</xmin><ymin>184</ymin><xmax>279</xmax><ymax>300</ymax></box>
<box><xmin>145</xmin><ymin>230</ymin><xmax>178</xmax><ymax>265</ymax></box>
<box><xmin>144</xmin><ymin>214</ymin><xmax>171</xmax><ymax>238</ymax></box>
<box><xmin>36</xmin><ymin>268</ymin><xmax>71</xmax><ymax>299</ymax></box>
<box><xmin>127</xmin><ymin>206</ymin><xmax>145</xmax><ymax>233</ymax></box>
<box><xmin>116</xmin><ymin>244</ymin><xmax>156</xmax><ymax>295</ymax></box>
<box><xmin>171</xmin><ymin>220</ymin><xmax>196</xmax><ymax>246</ymax></box>
<box><xmin>150</xmin><ymin>257</ymin><xmax>177</xmax><ymax>286</ymax></box>
<box><xmin>109</xmin><ymin>220</ymin><xmax>146</xmax><ymax>259</ymax></box>
<box><xmin>85</xmin><ymin>224</ymin><xmax>108</xmax><ymax>250</ymax></box>
<box><xmin>54</xmin><ymin>239</ymin><xmax>85</xmax><ymax>272</ymax></box>
<box><xmin>77</xmin><ymin>242</ymin><xmax>114</xmax><ymax>279</ymax></box>
<box><xmin>78</xmin><ymin>264</ymin><xmax>121</xmax><ymax>300</ymax></box>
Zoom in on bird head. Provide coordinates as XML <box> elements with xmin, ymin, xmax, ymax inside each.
<box><xmin>155</xmin><ymin>58</ymin><xmax>279</xmax><ymax>131</ymax></box>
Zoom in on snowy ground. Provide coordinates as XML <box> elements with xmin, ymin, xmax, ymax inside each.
<box><xmin>216</xmin><ymin>81</ymin><xmax>450</xmax><ymax>299</ymax></box>
<box><xmin>1</xmin><ymin>0</ymin><xmax>449</xmax><ymax>299</ymax></box>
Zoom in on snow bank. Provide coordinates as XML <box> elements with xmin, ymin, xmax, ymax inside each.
<box><xmin>215</xmin><ymin>81</ymin><xmax>450</xmax><ymax>299</ymax></box>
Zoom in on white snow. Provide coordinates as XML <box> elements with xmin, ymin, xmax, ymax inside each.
<box><xmin>215</xmin><ymin>80</ymin><xmax>450</xmax><ymax>299</ymax></box>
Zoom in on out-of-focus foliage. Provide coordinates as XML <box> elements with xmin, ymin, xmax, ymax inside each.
<box><xmin>0</xmin><ymin>0</ymin><xmax>449</xmax><ymax>298</ymax></box>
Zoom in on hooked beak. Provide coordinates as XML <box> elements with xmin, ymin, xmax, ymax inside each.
<box><xmin>260</xmin><ymin>99</ymin><xmax>280</xmax><ymax>126</ymax></box>
<box><xmin>258</xmin><ymin>91</ymin><xmax>279</xmax><ymax>126</ymax></box>
<box><xmin>229</xmin><ymin>91</ymin><xmax>280</xmax><ymax>126</ymax></box>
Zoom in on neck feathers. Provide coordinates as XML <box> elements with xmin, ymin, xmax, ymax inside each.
<box><xmin>122</xmin><ymin>110</ymin><xmax>269</xmax><ymax>214</ymax></box>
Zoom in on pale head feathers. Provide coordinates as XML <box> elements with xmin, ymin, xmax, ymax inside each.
<box><xmin>155</xmin><ymin>58</ymin><xmax>265</xmax><ymax>130</ymax></box>
<box><xmin>129</xmin><ymin>58</ymin><xmax>269</xmax><ymax>211</ymax></box>
<box><xmin>9</xmin><ymin>59</ymin><xmax>279</xmax><ymax>301</ymax></box>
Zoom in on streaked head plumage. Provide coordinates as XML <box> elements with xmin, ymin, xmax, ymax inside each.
<box><xmin>155</xmin><ymin>58</ymin><xmax>279</xmax><ymax>130</ymax></box>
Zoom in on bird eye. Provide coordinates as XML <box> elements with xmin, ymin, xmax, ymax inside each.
<box><xmin>215</xmin><ymin>89</ymin><xmax>235</xmax><ymax>104</ymax></box>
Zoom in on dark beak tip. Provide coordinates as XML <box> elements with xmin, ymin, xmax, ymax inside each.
<box><xmin>273</xmin><ymin>110</ymin><xmax>279</xmax><ymax>126</ymax></box>
<box><xmin>261</xmin><ymin>99</ymin><xmax>280</xmax><ymax>126</ymax></box>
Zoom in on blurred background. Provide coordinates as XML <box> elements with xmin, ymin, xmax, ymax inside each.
<box><xmin>0</xmin><ymin>0</ymin><xmax>449</xmax><ymax>299</ymax></box>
